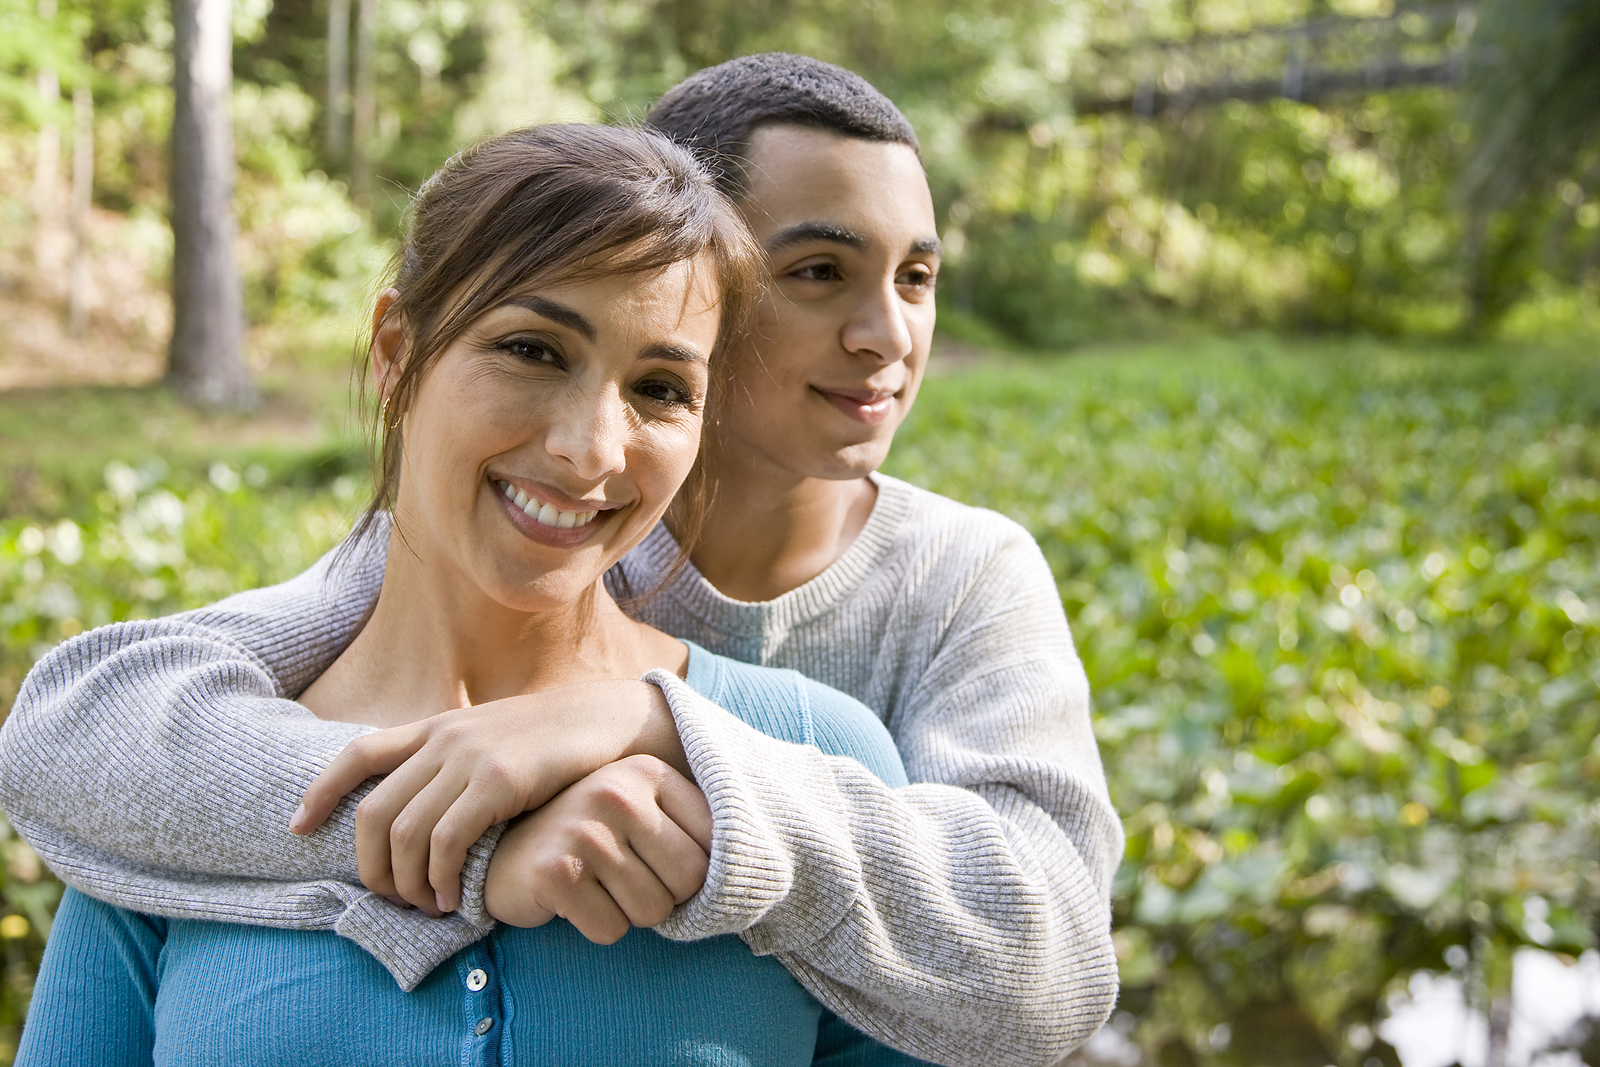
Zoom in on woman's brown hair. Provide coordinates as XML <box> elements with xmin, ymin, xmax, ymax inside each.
<box><xmin>350</xmin><ymin>123</ymin><xmax>762</xmax><ymax>573</ymax></box>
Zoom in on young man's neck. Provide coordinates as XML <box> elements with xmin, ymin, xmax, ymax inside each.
<box><xmin>683</xmin><ymin>463</ymin><xmax>878</xmax><ymax>603</ymax></box>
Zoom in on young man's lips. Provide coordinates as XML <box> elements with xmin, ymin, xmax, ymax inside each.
<box><xmin>814</xmin><ymin>387</ymin><xmax>898</xmax><ymax>426</ymax></box>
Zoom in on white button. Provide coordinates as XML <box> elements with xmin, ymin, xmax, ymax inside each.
<box><xmin>474</xmin><ymin>1017</ymin><xmax>494</xmax><ymax>1036</ymax></box>
<box><xmin>466</xmin><ymin>968</ymin><xmax>488</xmax><ymax>992</ymax></box>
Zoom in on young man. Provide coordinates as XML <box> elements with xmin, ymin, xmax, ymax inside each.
<box><xmin>0</xmin><ymin>55</ymin><xmax>1120</xmax><ymax>1067</ymax></box>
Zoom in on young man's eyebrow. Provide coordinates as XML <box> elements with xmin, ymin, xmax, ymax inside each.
<box><xmin>764</xmin><ymin>222</ymin><xmax>868</xmax><ymax>251</ymax></box>
<box><xmin>500</xmin><ymin>296</ymin><xmax>596</xmax><ymax>341</ymax></box>
<box><xmin>910</xmin><ymin>237</ymin><xmax>943</xmax><ymax>257</ymax></box>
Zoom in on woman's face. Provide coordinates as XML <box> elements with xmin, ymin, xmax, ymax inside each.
<box><xmin>379</xmin><ymin>256</ymin><xmax>721</xmax><ymax>614</ymax></box>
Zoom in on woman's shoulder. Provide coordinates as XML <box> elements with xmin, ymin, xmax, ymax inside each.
<box><xmin>682</xmin><ymin>644</ymin><xmax>906</xmax><ymax>786</ymax></box>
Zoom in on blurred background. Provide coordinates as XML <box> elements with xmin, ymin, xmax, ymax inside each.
<box><xmin>0</xmin><ymin>0</ymin><xmax>1597</xmax><ymax>1064</ymax></box>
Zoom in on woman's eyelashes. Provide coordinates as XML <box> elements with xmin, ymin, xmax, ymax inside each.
<box><xmin>495</xmin><ymin>334</ymin><xmax>564</xmax><ymax>367</ymax></box>
<box><xmin>636</xmin><ymin>375</ymin><xmax>700</xmax><ymax>409</ymax></box>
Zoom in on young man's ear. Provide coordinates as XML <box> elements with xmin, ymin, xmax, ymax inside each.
<box><xmin>370</xmin><ymin>288</ymin><xmax>405</xmax><ymax>403</ymax></box>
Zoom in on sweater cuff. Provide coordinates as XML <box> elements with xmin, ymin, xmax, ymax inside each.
<box><xmin>452</xmin><ymin>821</ymin><xmax>507</xmax><ymax>929</ymax></box>
<box><xmin>641</xmin><ymin>669</ymin><xmax>853</xmax><ymax>952</ymax></box>
<box><xmin>334</xmin><ymin>889</ymin><xmax>493</xmax><ymax>991</ymax></box>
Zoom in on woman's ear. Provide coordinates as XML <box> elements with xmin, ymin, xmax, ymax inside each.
<box><xmin>370</xmin><ymin>288</ymin><xmax>405</xmax><ymax>402</ymax></box>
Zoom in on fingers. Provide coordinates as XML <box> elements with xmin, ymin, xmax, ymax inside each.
<box><xmin>351</xmin><ymin>754</ymin><xmax>457</xmax><ymax>907</ymax></box>
<box><xmin>650</xmin><ymin>764</ymin><xmax>714</xmax><ymax>855</ymax></box>
<box><xmin>426</xmin><ymin>772</ymin><xmax>530</xmax><ymax>914</ymax></box>
<box><xmin>380</xmin><ymin>768</ymin><xmax>478</xmax><ymax>914</ymax></box>
<box><xmin>292</xmin><ymin>724</ymin><xmax>429</xmax><ymax>834</ymax></box>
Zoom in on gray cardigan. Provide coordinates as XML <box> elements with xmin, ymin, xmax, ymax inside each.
<box><xmin>0</xmin><ymin>473</ymin><xmax>1122</xmax><ymax>1067</ymax></box>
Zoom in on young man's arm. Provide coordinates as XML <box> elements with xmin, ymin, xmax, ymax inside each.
<box><xmin>0</xmin><ymin>532</ymin><xmax>510</xmax><ymax>985</ymax></box>
<box><xmin>650</xmin><ymin>529</ymin><xmax>1123</xmax><ymax>1067</ymax></box>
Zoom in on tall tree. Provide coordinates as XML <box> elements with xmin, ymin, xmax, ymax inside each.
<box><xmin>68</xmin><ymin>81</ymin><xmax>92</xmax><ymax>337</ymax></box>
<box><xmin>348</xmin><ymin>0</ymin><xmax>375</xmax><ymax>205</ymax></box>
<box><xmin>166</xmin><ymin>0</ymin><xmax>253</xmax><ymax>408</ymax></box>
<box><xmin>325</xmin><ymin>0</ymin><xmax>350</xmax><ymax>160</ymax></box>
<box><xmin>1458</xmin><ymin>0</ymin><xmax>1600</xmax><ymax>331</ymax></box>
<box><xmin>31</xmin><ymin>0</ymin><xmax>62</xmax><ymax>279</ymax></box>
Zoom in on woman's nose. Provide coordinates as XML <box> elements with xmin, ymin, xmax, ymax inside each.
<box><xmin>544</xmin><ymin>388</ymin><xmax>628</xmax><ymax>480</ymax></box>
<box><xmin>839</xmin><ymin>280</ymin><xmax>914</xmax><ymax>365</ymax></box>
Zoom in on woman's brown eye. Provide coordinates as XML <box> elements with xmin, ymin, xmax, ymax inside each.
<box><xmin>498</xmin><ymin>337</ymin><xmax>561</xmax><ymax>365</ymax></box>
<box><xmin>640</xmin><ymin>379</ymin><xmax>692</xmax><ymax>406</ymax></box>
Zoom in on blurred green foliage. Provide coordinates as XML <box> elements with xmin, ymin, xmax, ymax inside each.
<box><xmin>0</xmin><ymin>339</ymin><xmax>1595</xmax><ymax>1062</ymax></box>
<box><xmin>3</xmin><ymin>0</ymin><xmax>1598</xmax><ymax>350</ymax></box>
<box><xmin>888</xmin><ymin>340</ymin><xmax>1600</xmax><ymax>1064</ymax></box>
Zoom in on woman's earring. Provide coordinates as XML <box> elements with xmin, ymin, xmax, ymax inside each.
<box><xmin>380</xmin><ymin>394</ymin><xmax>402</xmax><ymax>430</ymax></box>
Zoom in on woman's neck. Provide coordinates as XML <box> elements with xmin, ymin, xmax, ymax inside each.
<box><xmin>681</xmin><ymin>458</ymin><xmax>877</xmax><ymax>603</ymax></box>
<box><xmin>299</xmin><ymin>526</ymin><xmax>686</xmax><ymax>728</ymax></box>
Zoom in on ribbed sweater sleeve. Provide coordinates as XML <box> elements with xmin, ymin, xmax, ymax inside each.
<box><xmin>630</xmin><ymin>480</ymin><xmax>1123</xmax><ymax>1067</ymax></box>
<box><xmin>0</xmin><ymin>526</ymin><xmax>500</xmax><ymax>991</ymax></box>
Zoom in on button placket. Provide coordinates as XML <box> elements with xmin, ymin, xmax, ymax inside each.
<box><xmin>460</xmin><ymin>947</ymin><xmax>501</xmax><ymax>1062</ymax></box>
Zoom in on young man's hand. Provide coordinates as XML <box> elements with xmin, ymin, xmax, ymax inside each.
<box><xmin>287</xmin><ymin>679</ymin><xmax>689</xmax><ymax>915</ymax></box>
<box><xmin>483</xmin><ymin>754</ymin><xmax>713</xmax><ymax>940</ymax></box>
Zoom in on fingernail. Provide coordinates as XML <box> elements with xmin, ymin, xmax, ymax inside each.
<box><xmin>288</xmin><ymin>804</ymin><xmax>307</xmax><ymax>833</ymax></box>
<box><xmin>436</xmin><ymin>892</ymin><xmax>452</xmax><ymax>914</ymax></box>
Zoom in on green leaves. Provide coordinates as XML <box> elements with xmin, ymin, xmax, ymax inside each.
<box><xmin>886</xmin><ymin>337</ymin><xmax>1600</xmax><ymax>1062</ymax></box>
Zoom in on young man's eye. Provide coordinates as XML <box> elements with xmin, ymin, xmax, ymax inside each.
<box><xmin>789</xmin><ymin>262</ymin><xmax>842</xmax><ymax>283</ymax></box>
<box><xmin>897</xmin><ymin>265</ymin><xmax>938</xmax><ymax>289</ymax></box>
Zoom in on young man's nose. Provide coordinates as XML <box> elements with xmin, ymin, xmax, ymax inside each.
<box><xmin>839</xmin><ymin>279</ymin><xmax>914</xmax><ymax>364</ymax></box>
<box><xmin>545</xmin><ymin>389</ymin><xmax>628</xmax><ymax>480</ymax></box>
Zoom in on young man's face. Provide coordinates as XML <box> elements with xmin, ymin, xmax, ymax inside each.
<box><xmin>713</xmin><ymin>124</ymin><xmax>940</xmax><ymax>484</ymax></box>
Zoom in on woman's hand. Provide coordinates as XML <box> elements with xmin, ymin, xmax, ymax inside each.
<box><xmin>485</xmin><ymin>754</ymin><xmax>713</xmax><ymax>942</ymax></box>
<box><xmin>288</xmin><ymin>679</ymin><xmax>688</xmax><ymax>915</ymax></box>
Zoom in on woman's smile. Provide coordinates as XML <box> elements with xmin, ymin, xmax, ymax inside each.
<box><xmin>492</xmin><ymin>476</ymin><xmax>609</xmax><ymax>547</ymax></box>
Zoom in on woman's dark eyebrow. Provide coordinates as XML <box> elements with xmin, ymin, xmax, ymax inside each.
<box><xmin>501</xmin><ymin>296</ymin><xmax>595</xmax><ymax>341</ymax></box>
<box><xmin>764</xmin><ymin>222</ymin><xmax>867</xmax><ymax>251</ymax></box>
<box><xmin>640</xmin><ymin>342</ymin><xmax>708</xmax><ymax>365</ymax></box>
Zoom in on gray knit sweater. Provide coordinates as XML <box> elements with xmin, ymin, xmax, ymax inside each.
<box><xmin>0</xmin><ymin>473</ymin><xmax>1122</xmax><ymax>1067</ymax></box>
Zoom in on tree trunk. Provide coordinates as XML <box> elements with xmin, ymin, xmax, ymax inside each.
<box><xmin>325</xmin><ymin>0</ymin><xmax>350</xmax><ymax>160</ymax></box>
<box><xmin>167</xmin><ymin>0</ymin><xmax>254</xmax><ymax>409</ymax></box>
<box><xmin>69</xmin><ymin>83</ymin><xmax>93</xmax><ymax>338</ymax></box>
<box><xmin>349</xmin><ymin>0</ymin><xmax>376</xmax><ymax>205</ymax></box>
<box><xmin>32</xmin><ymin>67</ymin><xmax>63</xmax><ymax>281</ymax></box>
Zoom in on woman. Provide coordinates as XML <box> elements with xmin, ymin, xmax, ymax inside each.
<box><xmin>15</xmin><ymin>123</ymin><xmax>916</xmax><ymax>1066</ymax></box>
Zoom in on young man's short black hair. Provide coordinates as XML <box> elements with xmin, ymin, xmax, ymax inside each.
<box><xmin>644</xmin><ymin>53</ymin><xmax>919</xmax><ymax>198</ymax></box>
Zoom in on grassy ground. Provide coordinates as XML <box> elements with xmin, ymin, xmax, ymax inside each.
<box><xmin>0</xmin><ymin>333</ymin><xmax>1596</xmax><ymax>1064</ymax></box>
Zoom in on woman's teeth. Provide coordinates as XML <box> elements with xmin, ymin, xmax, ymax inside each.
<box><xmin>495</xmin><ymin>480</ymin><xmax>599</xmax><ymax>530</ymax></box>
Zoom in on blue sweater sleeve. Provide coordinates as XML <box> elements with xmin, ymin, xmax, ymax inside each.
<box><xmin>16</xmin><ymin>888</ymin><xmax>163</xmax><ymax>1066</ymax></box>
